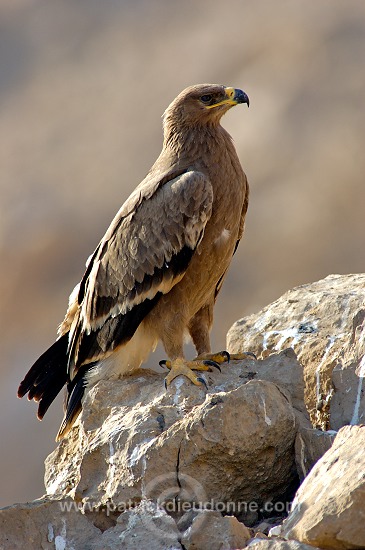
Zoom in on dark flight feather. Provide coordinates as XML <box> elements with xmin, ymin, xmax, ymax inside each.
<box><xmin>17</xmin><ymin>333</ymin><xmax>69</xmax><ymax>419</ymax></box>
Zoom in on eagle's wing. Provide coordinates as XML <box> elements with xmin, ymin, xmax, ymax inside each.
<box><xmin>67</xmin><ymin>168</ymin><xmax>213</xmax><ymax>381</ymax></box>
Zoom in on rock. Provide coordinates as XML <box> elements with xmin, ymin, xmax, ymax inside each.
<box><xmin>254</xmin><ymin>519</ymin><xmax>281</xmax><ymax>536</ymax></box>
<box><xmin>295</xmin><ymin>426</ymin><xmax>336</xmax><ymax>481</ymax></box>
<box><xmin>227</xmin><ymin>273</ymin><xmax>365</xmax><ymax>431</ymax></box>
<box><xmin>0</xmin><ymin>499</ymin><xmax>182</xmax><ymax>550</ymax></box>
<box><xmin>45</xmin><ymin>372</ymin><xmax>298</xmax><ymax>524</ymax></box>
<box><xmin>180</xmin><ymin>509</ymin><xmax>250</xmax><ymax>550</ymax></box>
<box><xmin>94</xmin><ymin>502</ymin><xmax>182</xmax><ymax>550</ymax></box>
<box><xmin>2</xmin><ymin>347</ymin><xmax>303</xmax><ymax>547</ymax></box>
<box><xmin>268</xmin><ymin>525</ymin><xmax>283</xmax><ymax>537</ymax></box>
<box><xmin>0</xmin><ymin>498</ymin><xmax>101</xmax><ymax>550</ymax></box>
<box><xmin>237</xmin><ymin>347</ymin><xmax>307</xmax><ymax>417</ymax></box>
<box><xmin>246</xmin><ymin>540</ymin><xmax>320</xmax><ymax>549</ymax></box>
<box><xmin>282</xmin><ymin>424</ymin><xmax>365</xmax><ymax>549</ymax></box>
<box><xmin>330</xmin><ymin>305</ymin><xmax>365</xmax><ymax>429</ymax></box>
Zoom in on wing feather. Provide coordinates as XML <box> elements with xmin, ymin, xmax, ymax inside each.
<box><xmin>67</xmin><ymin>169</ymin><xmax>213</xmax><ymax>378</ymax></box>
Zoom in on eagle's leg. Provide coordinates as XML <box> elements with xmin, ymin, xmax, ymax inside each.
<box><xmin>188</xmin><ymin>304</ymin><xmax>213</xmax><ymax>356</ymax></box>
<box><xmin>188</xmin><ymin>305</ymin><xmax>229</xmax><ymax>365</ymax></box>
<box><xmin>189</xmin><ymin>305</ymin><xmax>256</xmax><ymax>364</ymax></box>
<box><xmin>159</xmin><ymin>309</ymin><xmax>220</xmax><ymax>387</ymax></box>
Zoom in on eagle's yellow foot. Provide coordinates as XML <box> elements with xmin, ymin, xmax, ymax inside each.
<box><xmin>195</xmin><ymin>350</ymin><xmax>231</xmax><ymax>364</ymax></box>
<box><xmin>159</xmin><ymin>357</ymin><xmax>221</xmax><ymax>389</ymax></box>
<box><xmin>196</xmin><ymin>350</ymin><xmax>256</xmax><ymax>363</ymax></box>
<box><xmin>229</xmin><ymin>351</ymin><xmax>257</xmax><ymax>360</ymax></box>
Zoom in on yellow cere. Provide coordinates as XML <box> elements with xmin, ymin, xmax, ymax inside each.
<box><xmin>224</xmin><ymin>87</ymin><xmax>235</xmax><ymax>99</ymax></box>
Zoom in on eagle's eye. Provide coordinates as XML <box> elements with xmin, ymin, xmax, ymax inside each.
<box><xmin>200</xmin><ymin>94</ymin><xmax>213</xmax><ymax>104</ymax></box>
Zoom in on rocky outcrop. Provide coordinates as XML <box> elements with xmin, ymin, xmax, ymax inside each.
<box><xmin>2</xmin><ymin>350</ymin><xmax>303</xmax><ymax>549</ymax></box>
<box><xmin>282</xmin><ymin>424</ymin><xmax>365</xmax><ymax>549</ymax></box>
<box><xmin>247</xmin><ymin>541</ymin><xmax>321</xmax><ymax>549</ymax></box>
<box><xmin>44</xmin><ymin>354</ymin><xmax>299</xmax><ymax>521</ymax></box>
<box><xmin>1</xmin><ymin>274</ymin><xmax>365</xmax><ymax>548</ymax></box>
<box><xmin>0</xmin><ymin>499</ymin><xmax>182</xmax><ymax>550</ymax></box>
<box><xmin>227</xmin><ymin>273</ymin><xmax>365</xmax><ymax>431</ymax></box>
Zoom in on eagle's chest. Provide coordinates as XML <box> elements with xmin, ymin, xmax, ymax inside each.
<box><xmin>181</xmin><ymin>173</ymin><xmax>246</xmax><ymax>311</ymax></box>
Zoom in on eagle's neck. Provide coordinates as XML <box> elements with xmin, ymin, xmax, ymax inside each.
<box><xmin>163</xmin><ymin>120</ymin><xmax>234</xmax><ymax>162</ymax></box>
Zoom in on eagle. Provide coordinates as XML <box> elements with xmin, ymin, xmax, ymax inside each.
<box><xmin>18</xmin><ymin>84</ymin><xmax>250</xmax><ymax>440</ymax></box>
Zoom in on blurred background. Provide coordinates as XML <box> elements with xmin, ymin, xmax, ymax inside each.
<box><xmin>1</xmin><ymin>0</ymin><xmax>364</xmax><ymax>508</ymax></box>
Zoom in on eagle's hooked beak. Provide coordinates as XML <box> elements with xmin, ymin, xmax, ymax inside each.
<box><xmin>224</xmin><ymin>87</ymin><xmax>250</xmax><ymax>107</ymax></box>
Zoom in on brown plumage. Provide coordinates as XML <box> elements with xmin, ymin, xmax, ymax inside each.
<box><xmin>18</xmin><ymin>84</ymin><xmax>249</xmax><ymax>440</ymax></box>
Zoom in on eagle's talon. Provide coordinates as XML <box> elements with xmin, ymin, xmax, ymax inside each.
<box><xmin>202</xmin><ymin>360</ymin><xmax>221</xmax><ymax>372</ymax></box>
<box><xmin>220</xmin><ymin>351</ymin><xmax>231</xmax><ymax>363</ymax></box>
<box><xmin>163</xmin><ymin>357</ymin><xmax>215</xmax><ymax>388</ymax></box>
<box><xmin>197</xmin><ymin>377</ymin><xmax>208</xmax><ymax>389</ymax></box>
<box><xmin>196</xmin><ymin>350</ymin><xmax>231</xmax><ymax>364</ymax></box>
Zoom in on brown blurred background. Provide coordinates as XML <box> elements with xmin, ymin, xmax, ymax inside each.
<box><xmin>1</xmin><ymin>0</ymin><xmax>364</xmax><ymax>508</ymax></box>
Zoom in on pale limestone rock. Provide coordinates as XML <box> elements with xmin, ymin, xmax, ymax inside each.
<box><xmin>331</xmin><ymin>305</ymin><xmax>365</xmax><ymax>429</ymax></box>
<box><xmin>295</xmin><ymin>426</ymin><xmax>336</xmax><ymax>481</ymax></box>
<box><xmin>282</xmin><ymin>425</ymin><xmax>365</xmax><ymax>549</ymax></box>
<box><xmin>247</xmin><ymin>540</ymin><xmax>320</xmax><ymax>549</ymax></box>
<box><xmin>91</xmin><ymin>502</ymin><xmax>182</xmax><ymax>550</ymax></box>
<box><xmin>236</xmin><ymin>347</ymin><xmax>307</xmax><ymax>416</ymax></box>
<box><xmin>180</xmin><ymin>509</ymin><xmax>250</xmax><ymax>550</ymax></box>
<box><xmin>227</xmin><ymin>273</ymin><xmax>365</xmax><ymax>431</ymax></box>
<box><xmin>0</xmin><ymin>498</ymin><xmax>101</xmax><ymax>550</ymax></box>
<box><xmin>1</xmin><ymin>351</ymin><xmax>302</xmax><ymax>548</ymax></box>
<box><xmin>0</xmin><ymin>499</ymin><xmax>182</xmax><ymax>550</ymax></box>
<box><xmin>45</xmin><ymin>372</ymin><xmax>298</xmax><ymax>523</ymax></box>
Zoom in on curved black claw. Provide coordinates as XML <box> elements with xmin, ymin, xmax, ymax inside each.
<box><xmin>197</xmin><ymin>377</ymin><xmax>208</xmax><ymax>390</ymax></box>
<box><xmin>245</xmin><ymin>352</ymin><xmax>257</xmax><ymax>360</ymax></box>
<box><xmin>202</xmin><ymin>360</ymin><xmax>221</xmax><ymax>372</ymax></box>
<box><xmin>159</xmin><ymin>360</ymin><xmax>168</xmax><ymax>369</ymax></box>
<box><xmin>220</xmin><ymin>351</ymin><xmax>231</xmax><ymax>363</ymax></box>
<box><xmin>164</xmin><ymin>379</ymin><xmax>168</xmax><ymax>390</ymax></box>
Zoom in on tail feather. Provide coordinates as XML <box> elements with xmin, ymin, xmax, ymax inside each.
<box><xmin>56</xmin><ymin>364</ymin><xmax>92</xmax><ymax>440</ymax></box>
<box><xmin>18</xmin><ymin>333</ymin><xmax>69</xmax><ymax>420</ymax></box>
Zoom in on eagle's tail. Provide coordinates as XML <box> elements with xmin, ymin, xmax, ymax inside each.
<box><xmin>17</xmin><ymin>332</ymin><xmax>69</xmax><ymax>421</ymax></box>
<box><xmin>55</xmin><ymin>363</ymin><xmax>91</xmax><ymax>441</ymax></box>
